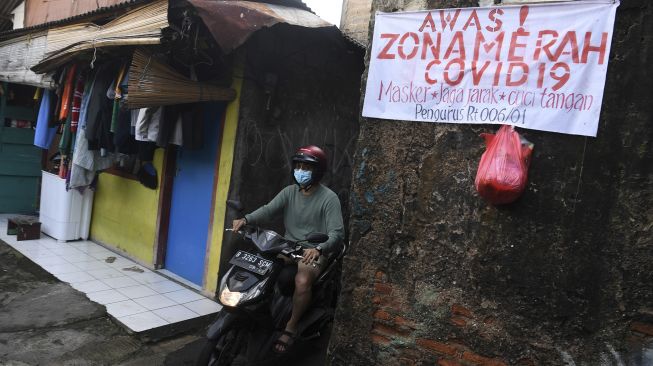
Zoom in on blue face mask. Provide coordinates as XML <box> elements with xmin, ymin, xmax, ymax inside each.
<box><xmin>294</xmin><ymin>169</ymin><xmax>312</xmax><ymax>186</ymax></box>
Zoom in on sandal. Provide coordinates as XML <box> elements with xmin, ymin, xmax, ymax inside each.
<box><xmin>272</xmin><ymin>330</ymin><xmax>296</xmax><ymax>354</ymax></box>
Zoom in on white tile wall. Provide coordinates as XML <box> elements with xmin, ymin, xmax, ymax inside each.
<box><xmin>0</xmin><ymin>215</ymin><xmax>221</xmax><ymax>333</ymax></box>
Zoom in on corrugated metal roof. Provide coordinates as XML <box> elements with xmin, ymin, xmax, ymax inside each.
<box><xmin>266</xmin><ymin>0</ymin><xmax>311</xmax><ymax>11</ymax></box>
<box><xmin>0</xmin><ymin>0</ymin><xmax>149</xmax><ymax>40</ymax></box>
<box><xmin>0</xmin><ymin>0</ymin><xmax>362</xmax><ymax>51</ymax></box>
<box><xmin>0</xmin><ymin>0</ymin><xmax>24</xmax><ymax>31</ymax></box>
<box><xmin>189</xmin><ymin>0</ymin><xmax>332</xmax><ymax>53</ymax></box>
<box><xmin>0</xmin><ymin>0</ymin><xmax>318</xmax><ymax>41</ymax></box>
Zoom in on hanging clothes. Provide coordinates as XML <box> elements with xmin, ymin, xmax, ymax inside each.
<box><xmin>159</xmin><ymin>104</ymin><xmax>189</xmax><ymax>147</ymax></box>
<box><xmin>34</xmin><ymin>90</ymin><xmax>57</xmax><ymax>149</ymax></box>
<box><xmin>85</xmin><ymin>63</ymin><xmax>119</xmax><ymax>151</ymax></box>
<box><xmin>110</xmin><ymin>99</ymin><xmax>120</xmax><ymax>133</ymax></box>
<box><xmin>70</xmin><ymin>70</ymin><xmax>86</xmax><ymax>132</ymax></box>
<box><xmin>78</xmin><ymin>68</ymin><xmax>97</xmax><ymax>130</ymax></box>
<box><xmin>51</xmin><ymin>68</ymin><xmax>67</xmax><ymax>127</ymax></box>
<box><xmin>69</xmin><ymin>128</ymin><xmax>116</xmax><ymax>189</ymax></box>
<box><xmin>130</xmin><ymin>109</ymin><xmax>139</xmax><ymax>136</ymax></box>
<box><xmin>157</xmin><ymin>105</ymin><xmax>178</xmax><ymax>147</ymax></box>
<box><xmin>59</xmin><ymin>113</ymin><xmax>73</xmax><ymax>158</ymax></box>
<box><xmin>114</xmin><ymin>63</ymin><xmax>128</xmax><ymax>99</ymax></box>
<box><xmin>58</xmin><ymin>64</ymin><xmax>78</xmax><ymax>122</ymax></box>
<box><xmin>59</xmin><ymin>120</ymin><xmax>71</xmax><ymax>179</ymax></box>
<box><xmin>107</xmin><ymin>64</ymin><xmax>128</xmax><ymax>134</ymax></box>
<box><xmin>135</xmin><ymin>107</ymin><xmax>162</xmax><ymax>142</ymax></box>
<box><xmin>170</xmin><ymin>112</ymin><xmax>183</xmax><ymax>146</ymax></box>
<box><xmin>114</xmin><ymin>103</ymin><xmax>138</xmax><ymax>155</ymax></box>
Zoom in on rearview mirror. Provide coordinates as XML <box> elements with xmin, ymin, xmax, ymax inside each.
<box><xmin>306</xmin><ymin>233</ymin><xmax>329</xmax><ymax>244</ymax></box>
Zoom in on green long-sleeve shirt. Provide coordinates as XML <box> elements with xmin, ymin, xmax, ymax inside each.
<box><xmin>245</xmin><ymin>184</ymin><xmax>344</xmax><ymax>256</ymax></box>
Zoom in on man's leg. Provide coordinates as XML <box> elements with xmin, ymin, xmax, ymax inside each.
<box><xmin>275</xmin><ymin>260</ymin><xmax>321</xmax><ymax>352</ymax></box>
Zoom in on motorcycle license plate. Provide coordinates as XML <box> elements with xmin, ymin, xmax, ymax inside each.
<box><xmin>229</xmin><ymin>250</ymin><xmax>273</xmax><ymax>275</ymax></box>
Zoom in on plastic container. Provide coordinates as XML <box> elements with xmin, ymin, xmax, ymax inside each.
<box><xmin>39</xmin><ymin>171</ymin><xmax>94</xmax><ymax>241</ymax></box>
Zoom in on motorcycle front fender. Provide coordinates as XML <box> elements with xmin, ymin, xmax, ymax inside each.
<box><xmin>206</xmin><ymin>311</ymin><xmax>239</xmax><ymax>341</ymax></box>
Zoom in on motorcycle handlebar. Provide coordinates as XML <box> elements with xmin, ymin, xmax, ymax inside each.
<box><xmin>225</xmin><ymin>228</ymin><xmax>318</xmax><ymax>266</ymax></box>
<box><xmin>225</xmin><ymin>227</ymin><xmax>319</xmax><ymax>248</ymax></box>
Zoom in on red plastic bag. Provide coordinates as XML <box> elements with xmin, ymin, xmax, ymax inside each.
<box><xmin>475</xmin><ymin>125</ymin><xmax>534</xmax><ymax>205</ymax></box>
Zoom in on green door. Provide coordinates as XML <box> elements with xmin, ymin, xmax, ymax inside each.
<box><xmin>0</xmin><ymin>83</ymin><xmax>42</xmax><ymax>214</ymax></box>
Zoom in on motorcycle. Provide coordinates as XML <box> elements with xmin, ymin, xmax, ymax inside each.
<box><xmin>196</xmin><ymin>202</ymin><xmax>348</xmax><ymax>366</ymax></box>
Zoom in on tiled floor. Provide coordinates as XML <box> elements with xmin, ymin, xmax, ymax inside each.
<box><xmin>0</xmin><ymin>215</ymin><xmax>222</xmax><ymax>333</ymax></box>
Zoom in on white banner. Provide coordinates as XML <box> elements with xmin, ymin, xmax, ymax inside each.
<box><xmin>362</xmin><ymin>1</ymin><xmax>619</xmax><ymax>136</ymax></box>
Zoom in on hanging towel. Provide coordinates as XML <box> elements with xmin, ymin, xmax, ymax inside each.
<box><xmin>34</xmin><ymin>90</ymin><xmax>57</xmax><ymax>149</ymax></box>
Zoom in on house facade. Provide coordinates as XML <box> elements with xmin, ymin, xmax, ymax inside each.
<box><xmin>0</xmin><ymin>0</ymin><xmax>363</xmax><ymax>297</ymax></box>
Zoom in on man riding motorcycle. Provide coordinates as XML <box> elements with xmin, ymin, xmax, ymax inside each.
<box><xmin>232</xmin><ymin>145</ymin><xmax>344</xmax><ymax>355</ymax></box>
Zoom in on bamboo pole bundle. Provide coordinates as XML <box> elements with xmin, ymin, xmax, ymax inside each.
<box><xmin>127</xmin><ymin>49</ymin><xmax>236</xmax><ymax>108</ymax></box>
<box><xmin>32</xmin><ymin>0</ymin><xmax>168</xmax><ymax>73</ymax></box>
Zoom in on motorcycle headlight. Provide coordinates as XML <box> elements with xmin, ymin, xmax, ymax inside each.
<box><xmin>218</xmin><ymin>277</ymin><xmax>269</xmax><ymax>307</ymax></box>
<box><xmin>219</xmin><ymin>287</ymin><xmax>243</xmax><ymax>307</ymax></box>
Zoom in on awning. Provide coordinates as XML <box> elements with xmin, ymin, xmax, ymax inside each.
<box><xmin>0</xmin><ymin>32</ymin><xmax>56</xmax><ymax>89</ymax></box>
<box><xmin>187</xmin><ymin>0</ymin><xmax>333</xmax><ymax>53</ymax></box>
<box><xmin>31</xmin><ymin>0</ymin><xmax>168</xmax><ymax>73</ymax></box>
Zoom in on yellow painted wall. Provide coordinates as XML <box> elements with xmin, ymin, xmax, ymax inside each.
<box><xmin>204</xmin><ymin>57</ymin><xmax>244</xmax><ymax>294</ymax></box>
<box><xmin>89</xmin><ymin>149</ymin><xmax>164</xmax><ymax>265</ymax></box>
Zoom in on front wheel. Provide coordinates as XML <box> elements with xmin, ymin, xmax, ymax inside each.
<box><xmin>196</xmin><ymin>329</ymin><xmax>244</xmax><ymax>366</ymax></box>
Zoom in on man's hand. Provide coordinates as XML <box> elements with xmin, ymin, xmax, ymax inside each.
<box><xmin>232</xmin><ymin>218</ymin><xmax>247</xmax><ymax>232</ymax></box>
<box><xmin>302</xmin><ymin>248</ymin><xmax>320</xmax><ymax>264</ymax></box>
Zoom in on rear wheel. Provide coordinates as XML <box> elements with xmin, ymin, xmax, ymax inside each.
<box><xmin>196</xmin><ymin>329</ymin><xmax>244</xmax><ymax>366</ymax></box>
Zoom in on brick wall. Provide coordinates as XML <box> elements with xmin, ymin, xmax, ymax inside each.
<box><xmin>328</xmin><ymin>0</ymin><xmax>653</xmax><ymax>365</ymax></box>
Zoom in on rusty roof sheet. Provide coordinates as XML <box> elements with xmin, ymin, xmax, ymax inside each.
<box><xmin>188</xmin><ymin>0</ymin><xmax>332</xmax><ymax>53</ymax></box>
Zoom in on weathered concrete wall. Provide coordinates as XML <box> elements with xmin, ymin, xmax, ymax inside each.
<box><xmin>90</xmin><ymin>149</ymin><xmax>165</xmax><ymax>266</ymax></box>
<box><xmin>341</xmin><ymin>0</ymin><xmax>373</xmax><ymax>46</ymax></box>
<box><xmin>328</xmin><ymin>1</ymin><xmax>653</xmax><ymax>365</ymax></box>
<box><xmin>221</xmin><ymin>25</ymin><xmax>364</xmax><ymax>276</ymax></box>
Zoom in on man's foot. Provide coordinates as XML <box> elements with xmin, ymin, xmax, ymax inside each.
<box><xmin>273</xmin><ymin>329</ymin><xmax>296</xmax><ymax>354</ymax></box>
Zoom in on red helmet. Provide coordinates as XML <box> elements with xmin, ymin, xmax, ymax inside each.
<box><xmin>292</xmin><ymin>145</ymin><xmax>327</xmax><ymax>182</ymax></box>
